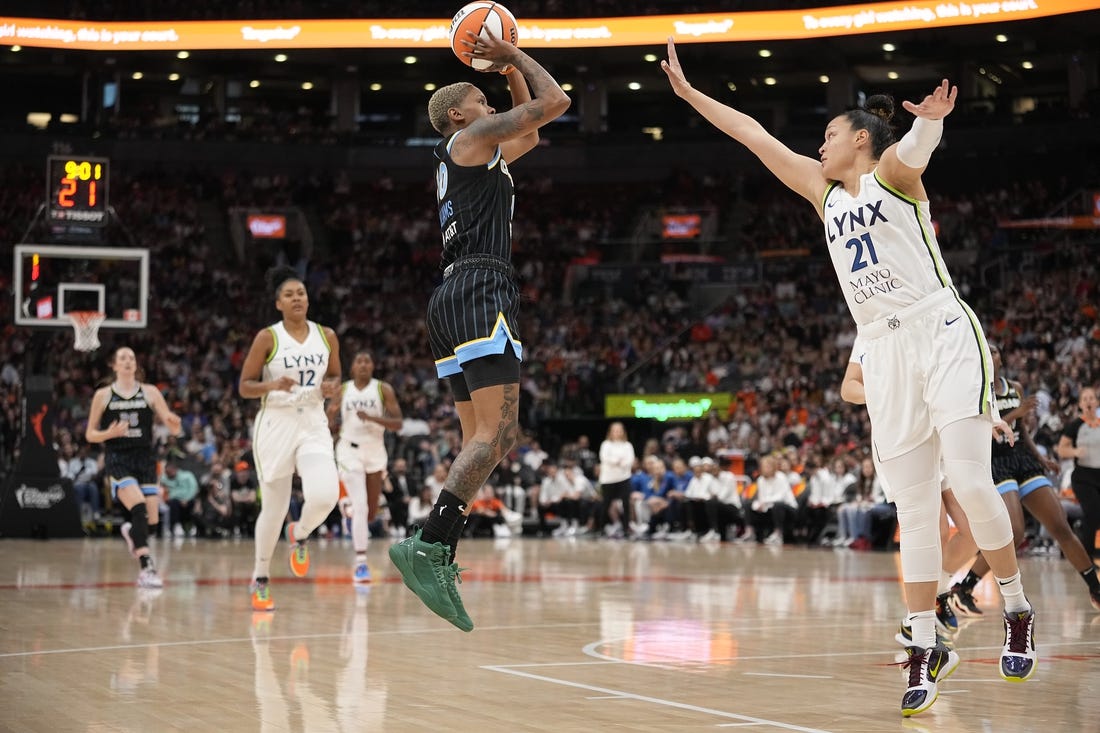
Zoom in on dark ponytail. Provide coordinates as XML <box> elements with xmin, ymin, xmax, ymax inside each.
<box><xmin>265</xmin><ymin>265</ymin><xmax>301</xmax><ymax>297</ymax></box>
<box><xmin>843</xmin><ymin>94</ymin><xmax>896</xmax><ymax>159</ymax></box>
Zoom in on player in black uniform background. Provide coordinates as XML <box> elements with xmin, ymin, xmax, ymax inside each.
<box><xmin>389</xmin><ymin>26</ymin><xmax>570</xmax><ymax>631</ymax></box>
<box><xmin>86</xmin><ymin>346</ymin><xmax>182</xmax><ymax>588</ymax></box>
<box><xmin>950</xmin><ymin>345</ymin><xmax>1100</xmax><ymax>613</ymax></box>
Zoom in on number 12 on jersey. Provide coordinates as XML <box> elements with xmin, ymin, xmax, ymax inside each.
<box><xmin>298</xmin><ymin>370</ymin><xmax>316</xmax><ymax>386</ymax></box>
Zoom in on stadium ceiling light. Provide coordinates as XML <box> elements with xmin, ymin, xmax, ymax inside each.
<box><xmin>727</xmin><ymin>82</ymin><xmax>737</xmax><ymax>91</ymax></box>
<box><xmin>249</xmin><ymin>79</ymin><xmax>260</xmax><ymax>88</ymax></box>
<box><xmin>169</xmin><ymin>72</ymin><xmax>180</xmax><ymax>81</ymax></box>
<box><xmin>301</xmin><ymin>81</ymin><xmax>314</xmax><ymax>90</ymax></box>
<box><xmin>11</xmin><ymin>45</ymin><xmax>21</xmax><ymax>52</ymax></box>
<box><xmin>176</xmin><ymin>50</ymin><xmax>190</xmax><ymax>59</ymax></box>
<box><xmin>424</xmin><ymin>82</ymin><xmax>437</xmax><ymax>91</ymax></box>
<box><xmin>995</xmin><ymin>34</ymin><xmax>1008</xmax><ymax>42</ymax></box>
<box><xmin>1021</xmin><ymin>60</ymin><xmax>1034</xmax><ymax>70</ymax></box>
<box><xmin>628</xmin><ymin>82</ymin><xmax>642</xmax><ymax>90</ymax></box>
<box><xmin>758</xmin><ymin>49</ymin><xmax>772</xmax><ymax>58</ymax></box>
<box><xmin>819</xmin><ymin>75</ymin><xmax>830</xmax><ymax>83</ymax></box>
<box><xmin>274</xmin><ymin>53</ymin><xmax>288</xmax><ymax>62</ymax></box>
<box><xmin>644</xmin><ymin>53</ymin><xmax>658</xmax><ymax>62</ymax></box>
<box><xmin>887</xmin><ymin>71</ymin><xmax>899</xmax><ymax>80</ymax></box>
<box><xmin>561</xmin><ymin>82</ymin><xmax>574</xmax><ymax>91</ymax></box>
<box><xmin>764</xmin><ymin>76</ymin><xmax>776</xmax><ymax>85</ymax></box>
<box><xmin>131</xmin><ymin>71</ymin><xmax>143</xmax><ymax>80</ymax></box>
<box><xmin>404</xmin><ymin>56</ymin><xmax>418</xmax><ymax>65</ymax></box>
<box><xmin>369</xmin><ymin>82</ymin><xmax>382</xmax><ymax>91</ymax></box>
<box><xmin>882</xmin><ymin>43</ymin><xmax>896</xmax><ymax>52</ymax></box>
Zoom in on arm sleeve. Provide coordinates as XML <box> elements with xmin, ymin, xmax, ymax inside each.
<box><xmin>895</xmin><ymin>116</ymin><xmax>943</xmax><ymax>169</ymax></box>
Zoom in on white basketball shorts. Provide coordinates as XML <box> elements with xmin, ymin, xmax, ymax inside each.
<box><xmin>859</xmin><ymin>288</ymin><xmax>994</xmax><ymax>462</ymax></box>
<box><xmin>252</xmin><ymin>404</ymin><xmax>335</xmax><ymax>483</ymax></box>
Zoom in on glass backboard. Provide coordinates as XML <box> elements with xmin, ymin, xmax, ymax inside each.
<box><xmin>13</xmin><ymin>244</ymin><xmax>149</xmax><ymax>329</ymax></box>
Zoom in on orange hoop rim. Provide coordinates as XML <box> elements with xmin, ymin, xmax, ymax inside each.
<box><xmin>68</xmin><ymin>310</ymin><xmax>107</xmax><ymax>325</ymax></box>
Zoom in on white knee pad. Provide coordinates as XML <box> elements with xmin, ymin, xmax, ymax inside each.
<box><xmin>300</xmin><ymin>453</ymin><xmax>340</xmax><ymax>509</ymax></box>
<box><xmin>939</xmin><ymin>416</ymin><xmax>1013</xmax><ymax>551</ymax></box>
<box><xmin>941</xmin><ymin>456</ymin><xmax>1013</xmax><ymax>551</ymax></box>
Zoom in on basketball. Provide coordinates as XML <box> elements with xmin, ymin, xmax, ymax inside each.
<box><xmin>449</xmin><ymin>2</ymin><xmax>519</xmax><ymax>71</ymax></box>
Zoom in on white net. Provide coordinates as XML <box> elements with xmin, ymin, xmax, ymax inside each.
<box><xmin>69</xmin><ymin>311</ymin><xmax>106</xmax><ymax>352</ymax></box>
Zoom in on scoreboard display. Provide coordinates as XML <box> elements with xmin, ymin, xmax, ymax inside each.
<box><xmin>47</xmin><ymin>156</ymin><xmax>109</xmax><ymax>226</ymax></box>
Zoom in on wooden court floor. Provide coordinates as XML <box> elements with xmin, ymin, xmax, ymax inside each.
<box><xmin>1</xmin><ymin>535</ymin><xmax>1098</xmax><ymax>733</ymax></box>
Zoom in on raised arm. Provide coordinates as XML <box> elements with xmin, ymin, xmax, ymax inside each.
<box><xmin>497</xmin><ymin>69</ymin><xmax>539</xmax><ymax>162</ymax></box>
<box><xmin>876</xmin><ymin>79</ymin><xmax>957</xmax><ymax>201</ymax></box>
<box><xmin>451</xmin><ymin>28</ymin><xmax>570</xmax><ymax>165</ymax></box>
<box><xmin>662</xmin><ymin>37</ymin><xmax>827</xmax><ymax>212</ymax></box>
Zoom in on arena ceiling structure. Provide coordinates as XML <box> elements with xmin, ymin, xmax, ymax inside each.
<box><xmin>0</xmin><ymin>1</ymin><xmax>1097</xmax><ymax>140</ymax></box>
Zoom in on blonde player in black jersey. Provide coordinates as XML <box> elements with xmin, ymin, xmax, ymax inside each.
<box><xmin>663</xmin><ymin>40</ymin><xmax>1035</xmax><ymax>716</ymax></box>
<box><xmin>86</xmin><ymin>347</ymin><xmax>182</xmax><ymax>588</ymax></box>
<box><xmin>388</xmin><ymin>26</ymin><xmax>569</xmax><ymax>632</ymax></box>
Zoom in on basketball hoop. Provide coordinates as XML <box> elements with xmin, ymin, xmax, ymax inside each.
<box><xmin>69</xmin><ymin>311</ymin><xmax>106</xmax><ymax>352</ymax></box>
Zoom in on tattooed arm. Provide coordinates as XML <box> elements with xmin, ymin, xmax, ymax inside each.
<box><xmin>449</xmin><ymin>28</ymin><xmax>570</xmax><ymax>166</ymax></box>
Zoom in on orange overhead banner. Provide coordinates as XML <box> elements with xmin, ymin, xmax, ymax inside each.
<box><xmin>0</xmin><ymin>0</ymin><xmax>1094</xmax><ymax>51</ymax></box>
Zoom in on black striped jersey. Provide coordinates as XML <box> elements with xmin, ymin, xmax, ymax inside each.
<box><xmin>99</xmin><ymin>384</ymin><xmax>154</xmax><ymax>451</ymax></box>
<box><xmin>993</xmin><ymin>376</ymin><xmax>1022</xmax><ymax>447</ymax></box>
<box><xmin>434</xmin><ymin>131</ymin><xmax>515</xmax><ymax>268</ymax></box>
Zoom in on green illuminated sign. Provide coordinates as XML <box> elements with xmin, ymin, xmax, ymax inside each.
<box><xmin>605</xmin><ymin>393</ymin><xmax>731</xmax><ymax>421</ymax></box>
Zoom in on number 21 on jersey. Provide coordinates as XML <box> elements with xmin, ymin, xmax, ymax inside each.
<box><xmin>846</xmin><ymin>232</ymin><xmax>879</xmax><ymax>272</ymax></box>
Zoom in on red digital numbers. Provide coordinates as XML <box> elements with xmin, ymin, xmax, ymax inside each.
<box><xmin>58</xmin><ymin>178</ymin><xmax>77</xmax><ymax>208</ymax></box>
<box><xmin>48</xmin><ymin>156</ymin><xmax>109</xmax><ymax>225</ymax></box>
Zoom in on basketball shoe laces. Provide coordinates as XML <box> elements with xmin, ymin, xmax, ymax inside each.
<box><xmin>1005</xmin><ymin>612</ymin><xmax>1032</xmax><ymax>654</ymax></box>
<box><xmin>902</xmin><ymin>648</ymin><xmax>930</xmax><ymax>688</ymax></box>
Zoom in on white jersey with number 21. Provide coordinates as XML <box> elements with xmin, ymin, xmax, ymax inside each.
<box><xmin>823</xmin><ymin>170</ymin><xmax>955</xmax><ymax>326</ymax></box>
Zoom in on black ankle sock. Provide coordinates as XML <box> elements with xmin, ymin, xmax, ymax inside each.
<box><xmin>444</xmin><ymin>516</ymin><xmax>468</xmax><ymax>563</ymax></box>
<box><xmin>422</xmin><ymin>490</ymin><xmax>469</xmax><ymax>546</ymax></box>
<box><xmin>1082</xmin><ymin>566</ymin><xmax>1100</xmax><ymax>593</ymax></box>
<box><xmin>139</xmin><ymin>555</ymin><xmax>154</xmax><ymax>570</ymax></box>
<box><xmin>960</xmin><ymin>570</ymin><xmax>981</xmax><ymax>591</ymax></box>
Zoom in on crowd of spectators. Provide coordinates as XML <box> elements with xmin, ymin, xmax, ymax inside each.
<box><xmin>0</xmin><ymin>155</ymin><xmax>1097</xmax><ymax>556</ymax></box>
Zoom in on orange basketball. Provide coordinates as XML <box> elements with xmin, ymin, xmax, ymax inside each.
<box><xmin>449</xmin><ymin>2</ymin><xmax>519</xmax><ymax>71</ymax></box>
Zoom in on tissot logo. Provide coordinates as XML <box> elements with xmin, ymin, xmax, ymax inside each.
<box><xmin>14</xmin><ymin>483</ymin><xmax>66</xmax><ymax>509</ymax></box>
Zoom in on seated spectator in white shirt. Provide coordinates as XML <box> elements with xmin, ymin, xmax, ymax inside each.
<box><xmin>750</xmin><ymin>455</ymin><xmax>798</xmax><ymax>545</ymax></box>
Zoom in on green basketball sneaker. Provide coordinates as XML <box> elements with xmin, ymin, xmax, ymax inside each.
<box><xmin>388</xmin><ymin>529</ymin><xmax>458</xmax><ymax>626</ymax></box>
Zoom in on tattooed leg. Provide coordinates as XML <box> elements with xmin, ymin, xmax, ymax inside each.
<box><xmin>445</xmin><ymin>383</ymin><xmax>520</xmax><ymax>504</ymax></box>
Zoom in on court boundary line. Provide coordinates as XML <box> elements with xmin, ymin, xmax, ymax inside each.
<box><xmin>482</xmin><ymin>663</ymin><xmax>837</xmax><ymax>733</ymax></box>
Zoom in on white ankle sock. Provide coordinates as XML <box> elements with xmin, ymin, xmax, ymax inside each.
<box><xmin>906</xmin><ymin>610</ymin><xmax>937</xmax><ymax>649</ymax></box>
<box><xmin>995</xmin><ymin>572</ymin><xmax>1030</xmax><ymax>613</ymax></box>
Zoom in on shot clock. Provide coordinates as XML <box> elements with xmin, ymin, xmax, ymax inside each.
<box><xmin>47</xmin><ymin>155</ymin><xmax>109</xmax><ymax>226</ymax></box>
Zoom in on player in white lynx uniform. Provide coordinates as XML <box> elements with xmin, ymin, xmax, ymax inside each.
<box><xmin>239</xmin><ymin>266</ymin><xmax>342</xmax><ymax>611</ymax></box>
<box><xmin>330</xmin><ymin>351</ymin><xmax>404</xmax><ymax>583</ymax></box>
<box><xmin>664</xmin><ymin>43</ymin><xmax>1035</xmax><ymax>716</ymax></box>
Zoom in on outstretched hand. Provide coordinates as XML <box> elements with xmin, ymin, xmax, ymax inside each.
<box><xmin>660</xmin><ymin>37</ymin><xmax>693</xmax><ymax>98</ymax></box>
<box><xmin>459</xmin><ymin>25</ymin><xmax>518</xmax><ymax>74</ymax></box>
<box><xmin>902</xmin><ymin>79</ymin><xmax>958</xmax><ymax>121</ymax></box>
